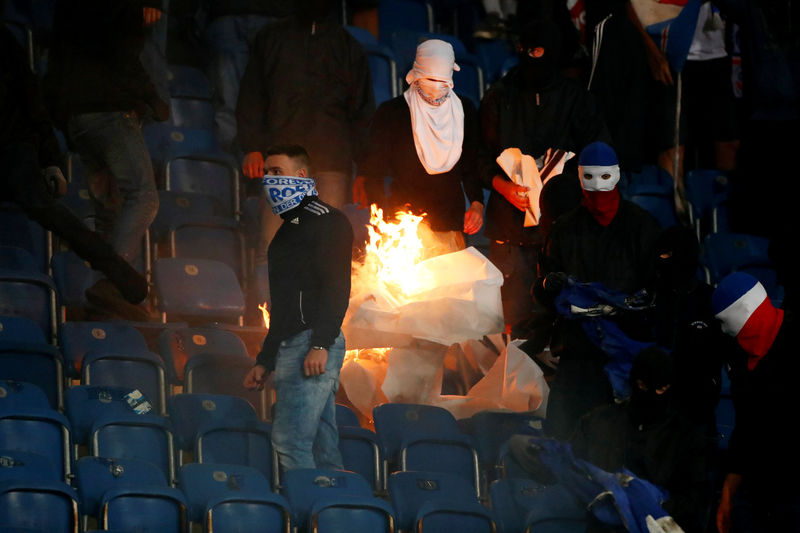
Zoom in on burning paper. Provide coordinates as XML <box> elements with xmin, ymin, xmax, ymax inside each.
<box><xmin>345</xmin><ymin>206</ymin><xmax>504</xmax><ymax>347</ymax></box>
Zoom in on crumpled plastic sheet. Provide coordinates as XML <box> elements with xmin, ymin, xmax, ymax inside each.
<box><xmin>344</xmin><ymin>247</ymin><xmax>505</xmax><ymax>347</ymax></box>
<box><xmin>338</xmin><ymin>334</ymin><xmax>550</xmax><ymax>422</ymax></box>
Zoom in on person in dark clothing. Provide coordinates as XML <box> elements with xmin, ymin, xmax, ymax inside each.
<box><xmin>243</xmin><ymin>145</ymin><xmax>353</xmax><ymax>473</ymax></box>
<box><xmin>479</xmin><ymin>18</ymin><xmax>610</xmax><ymax>332</ymax></box>
<box><xmin>44</xmin><ymin>0</ymin><xmax>169</xmax><ymax>317</ymax></box>
<box><xmin>354</xmin><ymin>39</ymin><xmax>484</xmax><ymax>254</ymax></box>
<box><xmin>571</xmin><ymin>347</ymin><xmax>712</xmax><ymax>533</ymax></box>
<box><xmin>712</xmin><ymin>272</ymin><xmax>800</xmax><ymax>533</ymax></box>
<box><xmin>651</xmin><ymin>226</ymin><xmax>732</xmax><ymax>436</ymax></box>
<box><xmin>536</xmin><ymin>141</ymin><xmax>661</xmax><ymax>439</ymax></box>
<box><xmin>236</xmin><ymin>0</ymin><xmax>374</xmax><ymax>207</ymax></box>
<box><xmin>0</xmin><ymin>25</ymin><xmax>147</xmax><ymax>309</ymax></box>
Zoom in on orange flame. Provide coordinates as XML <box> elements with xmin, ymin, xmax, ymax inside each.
<box><xmin>258</xmin><ymin>302</ymin><xmax>270</xmax><ymax>329</ymax></box>
<box><xmin>363</xmin><ymin>204</ymin><xmax>426</xmax><ymax>295</ymax></box>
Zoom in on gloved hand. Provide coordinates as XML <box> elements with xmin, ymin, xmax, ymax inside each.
<box><xmin>42</xmin><ymin>166</ymin><xmax>67</xmax><ymax>198</ymax></box>
<box><xmin>543</xmin><ymin>271</ymin><xmax>568</xmax><ymax>293</ymax></box>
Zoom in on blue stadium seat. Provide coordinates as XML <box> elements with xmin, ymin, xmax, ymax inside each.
<box><xmin>157</xmin><ymin>325</ymin><xmax>250</xmax><ymax>384</ymax></box>
<box><xmin>388</xmin><ymin>470</ymin><xmax>497</xmax><ymax>533</ymax></box>
<box><xmin>74</xmin><ymin>456</ymin><xmax>168</xmax><ymax>526</ymax></box>
<box><xmin>100</xmin><ymin>485</ymin><xmax>187</xmax><ymax>533</ymax></box>
<box><xmin>183</xmin><ymin>353</ymin><xmax>267</xmax><ymax>420</ymax></box>
<box><xmin>379</xmin><ymin>0</ymin><xmax>433</xmax><ymax>45</ymax></box>
<box><xmin>167</xmin><ymin>215</ymin><xmax>246</xmax><ymax>281</ymax></box>
<box><xmin>373</xmin><ymin>403</ymin><xmax>481</xmax><ymax>496</ymax></box>
<box><xmin>195</xmin><ymin>418</ymin><xmax>277</xmax><ymax>489</ymax></box>
<box><xmin>0</xmin><ymin>269</ymin><xmax>57</xmax><ymax>343</ymax></box>
<box><xmin>50</xmin><ymin>251</ymin><xmax>101</xmax><ymax>314</ymax></box>
<box><xmin>335</xmin><ymin>404</ymin><xmax>361</xmax><ymax>427</ymax></box>
<box><xmin>334</xmin><ymin>406</ymin><xmax>383</xmax><ymax>493</ymax></box>
<box><xmin>142</xmin><ymin>123</ymin><xmax>221</xmax><ymax>166</ymax></box>
<box><xmin>624</xmin><ymin>165</ymin><xmax>679</xmax><ymax>229</ymax></box>
<box><xmin>169</xmin><ymin>96</ymin><xmax>215</xmax><ymax>130</ymax></box>
<box><xmin>281</xmin><ymin>468</ymin><xmax>394</xmax><ymax>532</ymax></box>
<box><xmin>167</xmin><ymin>393</ymin><xmax>258</xmax><ymax>455</ymax></box>
<box><xmin>153</xmin><ymin>258</ymin><xmax>246</xmax><ymax>325</ymax></box>
<box><xmin>495</xmin><ymin>441</ymin><xmax>530</xmax><ymax>480</ymax></box>
<box><xmin>0</xmin><ymin>315</ymin><xmax>46</xmax><ymax>344</ymax></box>
<box><xmin>684</xmin><ymin>168</ymin><xmax>730</xmax><ymax>238</ymax></box>
<box><xmin>0</xmin><ymin>342</ymin><xmax>65</xmax><ymax>410</ymax></box>
<box><xmin>58</xmin><ymin>320</ymin><xmax>150</xmax><ymax>378</ymax></box>
<box><xmin>474</xmin><ymin>38</ymin><xmax>515</xmax><ymax>86</ymax></box>
<box><xmin>204</xmin><ymin>492</ymin><xmax>292</xmax><ymax>533</ymax></box>
<box><xmin>177</xmin><ymin>463</ymin><xmax>275</xmax><ymax>524</ymax></box>
<box><xmin>0</xmin><ymin>407</ymin><xmax>72</xmax><ymax>482</ymax></box>
<box><xmin>0</xmin><ymin>380</ymin><xmax>50</xmax><ymax>410</ymax></box>
<box><xmin>0</xmin><ymin>479</ymin><xmax>79</xmax><ymax>533</ymax></box>
<box><xmin>0</xmin><ymin>246</ymin><xmax>38</xmax><ymax>271</ymax></box>
<box><xmin>81</xmin><ymin>349</ymin><xmax>168</xmax><ymax>416</ymax></box>
<box><xmin>0</xmin><ymin>203</ymin><xmax>50</xmax><ymax>274</ymax></box>
<box><xmin>164</xmin><ymin>153</ymin><xmax>240</xmax><ymax>218</ymax></box>
<box><xmin>150</xmin><ymin>190</ymin><xmax>224</xmax><ymax>244</ymax></box>
<box><xmin>489</xmin><ymin>478</ymin><xmax>588</xmax><ymax>533</ymax></box>
<box><xmin>346</xmin><ymin>25</ymin><xmax>399</xmax><ymax>106</ymax></box>
<box><xmin>0</xmin><ymin>449</ymin><xmax>60</xmax><ymax>483</ymax></box>
<box><xmin>699</xmin><ymin>232</ymin><xmax>772</xmax><ymax>286</ymax></box>
<box><xmin>89</xmin><ymin>412</ymin><xmax>176</xmax><ymax>483</ymax></box>
<box><xmin>167</xmin><ymin>65</ymin><xmax>213</xmax><ymax>99</ymax></box>
<box><xmin>64</xmin><ymin>385</ymin><xmax>145</xmax><ymax>447</ymax></box>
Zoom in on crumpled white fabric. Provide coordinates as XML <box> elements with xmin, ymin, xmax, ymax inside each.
<box><xmin>404</xmin><ymin>39</ymin><xmax>464</xmax><ymax>175</ymax></box>
<box><xmin>646</xmin><ymin>515</ymin><xmax>686</xmax><ymax>533</ymax></box>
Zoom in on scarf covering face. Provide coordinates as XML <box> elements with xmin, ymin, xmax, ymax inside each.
<box><xmin>578</xmin><ymin>142</ymin><xmax>621</xmax><ymax>226</ymax></box>
<box><xmin>713</xmin><ymin>272</ymin><xmax>784</xmax><ymax>369</ymax></box>
<box><xmin>262</xmin><ymin>175</ymin><xmax>318</xmax><ymax>215</ymax></box>
<box><xmin>404</xmin><ymin>39</ymin><xmax>465</xmax><ymax>175</ymax></box>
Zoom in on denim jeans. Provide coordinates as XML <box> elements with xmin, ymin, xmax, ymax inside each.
<box><xmin>271</xmin><ymin>328</ymin><xmax>346</xmax><ymax>473</ymax></box>
<box><xmin>203</xmin><ymin>14</ymin><xmax>273</xmax><ymax>149</ymax></box>
<box><xmin>67</xmin><ymin>111</ymin><xmax>158</xmax><ymax>262</ymax></box>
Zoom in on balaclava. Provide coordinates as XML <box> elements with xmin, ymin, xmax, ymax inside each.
<box><xmin>578</xmin><ymin>141</ymin><xmax>620</xmax><ymax>226</ymax></box>
<box><xmin>538</xmin><ymin>172</ymin><xmax>583</xmax><ymax>240</ymax></box>
<box><xmin>404</xmin><ymin>39</ymin><xmax>465</xmax><ymax>175</ymax></box>
<box><xmin>517</xmin><ymin>19</ymin><xmax>562</xmax><ymax>88</ymax></box>
<box><xmin>629</xmin><ymin>346</ymin><xmax>675</xmax><ymax>426</ymax></box>
<box><xmin>713</xmin><ymin>272</ymin><xmax>783</xmax><ymax>370</ymax></box>
<box><xmin>262</xmin><ymin>175</ymin><xmax>318</xmax><ymax>216</ymax></box>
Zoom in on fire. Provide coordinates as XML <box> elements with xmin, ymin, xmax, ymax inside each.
<box><xmin>344</xmin><ymin>347</ymin><xmax>391</xmax><ymax>364</ymax></box>
<box><xmin>258</xmin><ymin>302</ymin><xmax>270</xmax><ymax>329</ymax></box>
<box><xmin>363</xmin><ymin>204</ymin><xmax>426</xmax><ymax>296</ymax></box>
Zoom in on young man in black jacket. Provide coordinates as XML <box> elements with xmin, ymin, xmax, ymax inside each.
<box><xmin>243</xmin><ymin>145</ymin><xmax>353</xmax><ymax>472</ymax></box>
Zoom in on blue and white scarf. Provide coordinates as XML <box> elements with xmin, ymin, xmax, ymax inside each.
<box><xmin>262</xmin><ymin>175</ymin><xmax>318</xmax><ymax>215</ymax></box>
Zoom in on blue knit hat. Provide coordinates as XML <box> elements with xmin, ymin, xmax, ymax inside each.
<box><xmin>578</xmin><ymin>142</ymin><xmax>618</xmax><ymax>167</ymax></box>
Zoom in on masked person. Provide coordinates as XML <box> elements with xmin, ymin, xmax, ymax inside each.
<box><xmin>479</xmin><ymin>17</ymin><xmax>610</xmax><ymax>333</ymax></box>
<box><xmin>243</xmin><ymin>144</ymin><xmax>354</xmax><ymax>473</ymax></box>
<box><xmin>354</xmin><ymin>39</ymin><xmax>484</xmax><ymax>255</ymax></box>
<box><xmin>571</xmin><ymin>347</ymin><xmax>711</xmax><ymax>533</ymax></box>
<box><xmin>712</xmin><ymin>272</ymin><xmax>799</xmax><ymax>533</ymax></box>
<box><xmin>535</xmin><ymin>141</ymin><xmax>661</xmax><ymax>440</ymax></box>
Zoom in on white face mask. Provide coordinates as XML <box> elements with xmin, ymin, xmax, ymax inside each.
<box><xmin>579</xmin><ymin>164</ymin><xmax>620</xmax><ymax>192</ymax></box>
<box><xmin>416</xmin><ymin>78</ymin><xmax>451</xmax><ymax>104</ymax></box>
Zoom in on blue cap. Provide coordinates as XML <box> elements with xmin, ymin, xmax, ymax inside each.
<box><xmin>578</xmin><ymin>142</ymin><xmax>618</xmax><ymax>167</ymax></box>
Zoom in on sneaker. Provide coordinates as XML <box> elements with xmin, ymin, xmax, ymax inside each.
<box><xmin>85</xmin><ymin>279</ymin><xmax>152</xmax><ymax>322</ymax></box>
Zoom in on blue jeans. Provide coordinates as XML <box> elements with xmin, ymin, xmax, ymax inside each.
<box><xmin>271</xmin><ymin>328</ymin><xmax>346</xmax><ymax>473</ymax></box>
<box><xmin>67</xmin><ymin>111</ymin><xmax>158</xmax><ymax>262</ymax></box>
<box><xmin>203</xmin><ymin>14</ymin><xmax>273</xmax><ymax>149</ymax></box>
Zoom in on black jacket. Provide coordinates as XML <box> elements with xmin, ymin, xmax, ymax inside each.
<box><xmin>44</xmin><ymin>0</ymin><xmax>164</xmax><ymax>127</ymax></box>
<box><xmin>358</xmin><ymin>95</ymin><xmax>483</xmax><ymax>232</ymax></box>
<box><xmin>479</xmin><ymin>67</ymin><xmax>610</xmax><ymax>244</ymax></box>
<box><xmin>256</xmin><ymin>196</ymin><xmax>353</xmax><ymax>371</ymax></box>
<box><xmin>236</xmin><ymin>16</ymin><xmax>374</xmax><ymax>174</ymax></box>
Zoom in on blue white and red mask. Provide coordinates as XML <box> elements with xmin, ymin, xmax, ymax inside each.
<box><xmin>712</xmin><ymin>272</ymin><xmax>784</xmax><ymax>369</ymax></box>
<box><xmin>262</xmin><ymin>175</ymin><xmax>318</xmax><ymax>215</ymax></box>
<box><xmin>577</xmin><ymin>141</ymin><xmax>620</xmax><ymax>225</ymax></box>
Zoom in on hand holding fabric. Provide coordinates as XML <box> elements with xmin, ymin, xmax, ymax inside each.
<box><xmin>493</xmin><ymin>175</ymin><xmax>529</xmax><ymax>211</ymax></box>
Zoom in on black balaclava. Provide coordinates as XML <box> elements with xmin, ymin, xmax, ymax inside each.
<box><xmin>628</xmin><ymin>346</ymin><xmax>675</xmax><ymax>426</ymax></box>
<box><xmin>654</xmin><ymin>226</ymin><xmax>701</xmax><ymax>293</ymax></box>
<box><xmin>517</xmin><ymin>18</ymin><xmax>562</xmax><ymax>88</ymax></box>
<box><xmin>538</xmin><ymin>172</ymin><xmax>582</xmax><ymax>241</ymax></box>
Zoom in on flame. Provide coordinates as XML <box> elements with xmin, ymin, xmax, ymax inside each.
<box><xmin>258</xmin><ymin>302</ymin><xmax>270</xmax><ymax>329</ymax></box>
<box><xmin>363</xmin><ymin>204</ymin><xmax>426</xmax><ymax>295</ymax></box>
<box><xmin>344</xmin><ymin>347</ymin><xmax>391</xmax><ymax>364</ymax></box>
